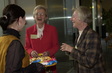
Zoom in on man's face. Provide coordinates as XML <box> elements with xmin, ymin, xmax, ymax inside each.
<box><xmin>34</xmin><ymin>9</ymin><xmax>47</xmax><ymax>24</ymax></box>
<box><xmin>70</xmin><ymin>11</ymin><xmax>82</xmax><ymax>28</ymax></box>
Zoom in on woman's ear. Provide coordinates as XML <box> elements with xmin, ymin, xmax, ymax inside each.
<box><xmin>18</xmin><ymin>17</ymin><xmax>23</xmax><ymax>24</ymax></box>
<box><xmin>18</xmin><ymin>16</ymin><xmax>26</xmax><ymax>25</ymax></box>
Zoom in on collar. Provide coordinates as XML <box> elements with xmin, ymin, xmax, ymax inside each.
<box><xmin>33</xmin><ymin>23</ymin><xmax>47</xmax><ymax>33</ymax></box>
<box><xmin>79</xmin><ymin>30</ymin><xmax>83</xmax><ymax>36</ymax></box>
<box><xmin>3</xmin><ymin>28</ymin><xmax>20</xmax><ymax>39</ymax></box>
<box><xmin>37</xmin><ymin>24</ymin><xmax>44</xmax><ymax>31</ymax></box>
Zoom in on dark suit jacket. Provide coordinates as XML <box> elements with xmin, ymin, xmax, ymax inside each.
<box><xmin>70</xmin><ymin>26</ymin><xmax>106</xmax><ymax>73</ymax></box>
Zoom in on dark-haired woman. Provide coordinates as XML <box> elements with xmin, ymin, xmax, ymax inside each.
<box><xmin>0</xmin><ymin>4</ymin><xmax>44</xmax><ymax>73</ymax></box>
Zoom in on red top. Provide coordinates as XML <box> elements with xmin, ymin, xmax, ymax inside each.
<box><xmin>25</xmin><ymin>24</ymin><xmax>59</xmax><ymax>57</ymax></box>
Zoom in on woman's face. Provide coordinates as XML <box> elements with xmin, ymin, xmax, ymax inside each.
<box><xmin>33</xmin><ymin>9</ymin><xmax>47</xmax><ymax>25</ymax></box>
<box><xmin>70</xmin><ymin>11</ymin><xmax>82</xmax><ymax>29</ymax></box>
<box><xmin>18</xmin><ymin>16</ymin><xmax>26</xmax><ymax>31</ymax></box>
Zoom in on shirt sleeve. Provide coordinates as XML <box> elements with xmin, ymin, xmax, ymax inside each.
<box><xmin>5</xmin><ymin>40</ymin><xmax>25</xmax><ymax>73</ymax></box>
<box><xmin>5</xmin><ymin>40</ymin><xmax>40</xmax><ymax>73</ymax></box>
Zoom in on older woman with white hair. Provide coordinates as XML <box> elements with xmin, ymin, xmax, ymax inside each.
<box><xmin>61</xmin><ymin>6</ymin><xmax>106</xmax><ymax>73</ymax></box>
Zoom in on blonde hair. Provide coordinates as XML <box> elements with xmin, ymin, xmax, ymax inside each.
<box><xmin>75</xmin><ymin>6</ymin><xmax>92</xmax><ymax>25</ymax></box>
<box><xmin>33</xmin><ymin>5</ymin><xmax>47</xmax><ymax>17</ymax></box>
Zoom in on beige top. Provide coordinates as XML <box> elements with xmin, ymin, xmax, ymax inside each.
<box><xmin>75</xmin><ymin>30</ymin><xmax>83</xmax><ymax>49</ymax></box>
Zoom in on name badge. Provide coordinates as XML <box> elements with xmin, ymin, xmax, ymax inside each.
<box><xmin>30</xmin><ymin>34</ymin><xmax>38</xmax><ymax>39</ymax></box>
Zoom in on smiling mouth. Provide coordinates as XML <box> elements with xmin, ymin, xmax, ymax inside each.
<box><xmin>72</xmin><ymin>21</ymin><xmax>75</xmax><ymax>23</ymax></box>
<box><xmin>37</xmin><ymin>19</ymin><xmax>42</xmax><ymax>21</ymax></box>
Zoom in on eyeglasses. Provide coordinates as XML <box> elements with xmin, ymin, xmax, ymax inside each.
<box><xmin>35</xmin><ymin>12</ymin><xmax>46</xmax><ymax>16</ymax></box>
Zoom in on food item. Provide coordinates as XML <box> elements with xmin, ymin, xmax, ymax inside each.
<box><xmin>30</xmin><ymin>53</ymin><xmax>57</xmax><ymax>67</ymax></box>
<box><xmin>30</xmin><ymin>56</ymin><xmax>51</xmax><ymax>63</ymax></box>
<box><xmin>30</xmin><ymin>58</ymin><xmax>37</xmax><ymax>63</ymax></box>
<box><xmin>38</xmin><ymin>53</ymin><xmax>43</xmax><ymax>56</ymax></box>
<box><xmin>37</xmin><ymin>56</ymin><xmax>51</xmax><ymax>62</ymax></box>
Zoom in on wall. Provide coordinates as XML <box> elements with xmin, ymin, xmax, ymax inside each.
<box><xmin>102</xmin><ymin>0</ymin><xmax>112</xmax><ymax>11</ymax></box>
<box><xmin>16</xmin><ymin>0</ymin><xmax>36</xmax><ymax>45</ymax></box>
<box><xmin>0</xmin><ymin>0</ymin><xmax>36</xmax><ymax>44</ymax></box>
<box><xmin>0</xmin><ymin>0</ymin><xmax>8</xmax><ymax>36</ymax></box>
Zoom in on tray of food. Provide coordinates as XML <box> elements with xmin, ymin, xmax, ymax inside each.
<box><xmin>30</xmin><ymin>53</ymin><xmax>57</xmax><ymax>67</ymax></box>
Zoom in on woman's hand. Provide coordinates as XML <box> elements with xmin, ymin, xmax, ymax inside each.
<box><xmin>60</xmin><ymin>43</ymin><xmax>73</xmax><ymax>52</ymax></box>
<box><xmin>43</xmin><ymin>51</ymin><xmax>50</xmax><ymax>56</ymax></box>
<box><xmin>31</xmin><ymin>50</ymin><xmax>38</xmax><ymax>58</ymax></box>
